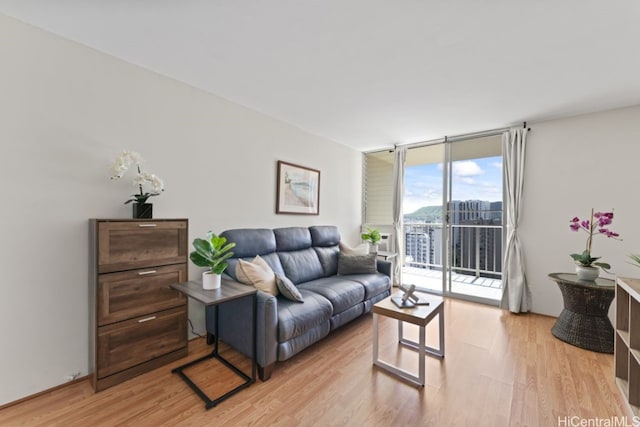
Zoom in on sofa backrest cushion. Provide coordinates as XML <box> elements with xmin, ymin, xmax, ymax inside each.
<box><xmin>274</xmin><ymin>227</ymin><xmax>312</xmax><ymax>252</ymax></box>
<box><xmin>314</xmin><ymin>246</ymin><xmax>339</xmax><ymax>277</ymax></box>
<box><xmin>309</xmin><ymin>226</ymin><xmax>340</xmax><ymax>247</ymax></box>
<box><xmin>222</xmin><ymin>228</ymin><xmax>276</xmax><ymax>258</ymax></box>
<box><xmin>221</xmin><ymin>229</ymin><xmax>284</xmax><ymax>281</ymax></box>
<box><xmin>278</xmin><ymin>249</ymin><xmax>325</xmax><ymax>285</ymax></box>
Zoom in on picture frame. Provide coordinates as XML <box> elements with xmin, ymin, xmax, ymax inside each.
<box><xmin>276</xmin><ymin>161</ymin><xmax>320</xmax><ymax>215</ymax></box>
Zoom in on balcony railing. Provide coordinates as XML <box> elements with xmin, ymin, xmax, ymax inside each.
<box><xmin>403</xmin><ymin>222</ymin><xmax>503</xmax><ymax>281</ymax></box>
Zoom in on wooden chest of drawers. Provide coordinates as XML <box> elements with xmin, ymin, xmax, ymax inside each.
<box><xmin>90</xmin><ymin>219</ymin><xmax>189</xmax><ymax>391</ymax></box>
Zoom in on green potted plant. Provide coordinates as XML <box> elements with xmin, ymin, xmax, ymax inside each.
<box><xmin>190</xmin><ymin>231</ymin><xmax>236</xmax><ymax>290</ymax></box>
<box><xmin>361</xmin><ymin>227</ymin><xmax>382</xmax><ymax>254</ymax></box>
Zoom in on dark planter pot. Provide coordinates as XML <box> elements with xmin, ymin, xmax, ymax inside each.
<box><xmin>132</xmin><ymin>203</ymin><xmax>153</xmax><ymax>219</ymax></box>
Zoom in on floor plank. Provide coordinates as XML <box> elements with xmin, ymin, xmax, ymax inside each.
<box><xmin>0</xmin><ymin>298</ymin><xmax>630</xmax><ymax>426</ymax></box>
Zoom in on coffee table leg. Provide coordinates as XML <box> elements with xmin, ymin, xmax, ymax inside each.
<box><xmin>372</xmin><ymin>313</ymin><xmax>379</xmax><ymax>364</ymax></box>
<box><xmin>419</xmin><ymin>325</ymin><xmax>425</xmax><ymax>386</ymax></box>
<box><xmin>439</xmin><ymin>307</ymin><xmax>445</xmax><ymax>357</ymax></box>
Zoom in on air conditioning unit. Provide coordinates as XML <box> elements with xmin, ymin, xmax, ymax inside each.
<box><xmin>378</xmin><ymin>233</ymin><xmax>391</xmax><ymax>252</ymax></box>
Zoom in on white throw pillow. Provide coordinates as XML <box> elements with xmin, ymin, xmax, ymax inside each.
<box><xmin>235</xmin><ymin>255</ymin><xmax>278</xmax><ymax>296</ymax></box>
<box><xmin>339</xmin><ymin>241</ymin><xmax>369</xmax><ymax>256</ymax></box>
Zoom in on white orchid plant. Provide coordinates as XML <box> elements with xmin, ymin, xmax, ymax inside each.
<box><xmin>110</xmin><ymin>150</ymin><xmax>164</xmax><ymax>204</ymax></box>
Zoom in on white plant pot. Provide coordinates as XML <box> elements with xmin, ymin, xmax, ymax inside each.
<box><xmin>202</xmin><ymin>272</ymin><xmax>221</xmax><ymax>290</ymax></box>
<box><xmin>369</xmin><ymin>243</ymin><xmax>379</xmax><ymax>254</ymax></box>
<box><xmin>576</xmin><ymin>265</ymin><xmax>599</xmax><ymax>281</ymax></box>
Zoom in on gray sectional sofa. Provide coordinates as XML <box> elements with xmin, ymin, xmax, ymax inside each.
<box><xmin>205</xmin><ymin>225</ymin><xmax>391</xmax><ymax>380</ymax></box>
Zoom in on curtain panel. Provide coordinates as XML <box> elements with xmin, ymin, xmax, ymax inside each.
<box><xmin>501</xmin><ymin>128</ymin><xmax>531</xmax><ymax>313</ymax></box>
<box><xmin>391</xmin><ymin>147</ymin><xmax>407</xmax><ymax>286</ymax></box>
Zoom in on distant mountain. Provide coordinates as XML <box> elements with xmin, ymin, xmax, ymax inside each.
<box><xmin>404</xmin><ymin>205</ymin><xmax>442</xmax><ymax>222</ymax></box>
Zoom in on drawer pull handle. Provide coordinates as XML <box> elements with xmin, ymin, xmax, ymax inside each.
<box><xmin>138</xmin><ymin>224</ymin><xmax>157</xmax><ymax>227</ymax></box>
<box><xmin>138</xmin><ymin>270</ymin><xmax>157</xmax><ymax>276</ymax></box>
<box><xmin>138</xmin><ymin>316</ymin><xmax>156</xmax><ymax>323</ymax></box>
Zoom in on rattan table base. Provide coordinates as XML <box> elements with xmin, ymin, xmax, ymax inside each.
<box><xmin>549</xmin><ymin>273</ymin><xmax>615</xmax><ymax>354</ymax></box>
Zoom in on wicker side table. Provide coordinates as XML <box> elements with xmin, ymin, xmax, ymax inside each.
<box><xmin>548</xmin><ymin>273</ymin><xmax>615</xmax><ymax>353</ymax></box>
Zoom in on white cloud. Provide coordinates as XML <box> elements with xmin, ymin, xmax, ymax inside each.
<box><xmin>453</xmin><ymin>161</ymin><xmax>483</xmax><ymax>177</ymax></box>
<box><xmin>460</xmin><ymin>177</ymin><xmax>476</xmax><ymax>185</ymax></box>
<box><xmin>491</xmin><ymin>161</ymin><xmax>502</xmax><ymax>170</ymax></box>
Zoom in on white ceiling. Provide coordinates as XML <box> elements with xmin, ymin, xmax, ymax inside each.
<box><xmin>2</xmin><ymin>1</ymin><xmax>640</xmax><ymax>151</ymax></box>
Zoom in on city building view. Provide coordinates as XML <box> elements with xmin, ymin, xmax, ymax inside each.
<box><xmin>403</xmin><ymin>200</ymin><xmax>503</xmax><ymax>300</ymax></box>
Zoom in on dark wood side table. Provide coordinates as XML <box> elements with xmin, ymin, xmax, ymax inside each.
<box><xmin>170</xmin><ymin>279</ymin><xmax>257</xmax><ymax>409</ymax></box>
<box><xmin>548</xmin><ymin>273</ymin><xmax>615</xmax><ymax>353</ymax></box>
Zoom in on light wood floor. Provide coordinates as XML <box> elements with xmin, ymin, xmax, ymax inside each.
<box><xmin>1</xmin><ymin>298</ymin><xmax>631</xmax><ymax>426</ymax></box>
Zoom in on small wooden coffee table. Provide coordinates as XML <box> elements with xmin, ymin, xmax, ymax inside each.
<box><xmin>372</xmin><ymin>293</ymin><xmax>444</xmax><ymax>387</ymax></box>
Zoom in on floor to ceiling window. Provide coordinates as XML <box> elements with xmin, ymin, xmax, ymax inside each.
<box><xmin>364</xmin><ymin>134</ymin><xmax>504</xmax><ymax>305</ymax></box>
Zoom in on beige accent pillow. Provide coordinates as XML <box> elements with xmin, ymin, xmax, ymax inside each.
<box><xmin>235</xmin><ymin>255</ymin><xmax>278</xmax><ymax>296</ymax></box>
<box><xmin>339</xmin><ymin>241</ymin><xmax>369</xmax><ymax>256</ymax></box>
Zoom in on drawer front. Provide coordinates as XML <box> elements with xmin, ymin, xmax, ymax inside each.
<box><xmin>97</xmin><ymin>220</ymin><xmax>188</xmax><ymax>273</ymax></box>
<box><xmin>98</xmin><ymin>264</ymin><xmax>187</xmax><ymax>326</ymax></box>
<box><xmin>97</xmin><ymin>306</ymin><xmax>187</xmax><ymax>379</ymax></box>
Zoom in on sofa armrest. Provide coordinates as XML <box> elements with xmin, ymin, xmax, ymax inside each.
<box><xmin>255</xmin><ymin>290</ymin><xmax>278</xmax><ymax>368</ymax></box>
<box><xmin>377</xmin><ymin>259</ymin><xmax>392</xmax><ymax>278</ymax></box>
<box><xmin>205</xmin><ymin>290</ymin><xmax>278</xmax><ymax>369</ymax></box>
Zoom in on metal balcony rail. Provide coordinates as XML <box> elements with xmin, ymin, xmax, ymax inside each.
<box><xmin>403</xmin><ymin>222</ymin><xmax>503</xmax><ymax>280</ymax></box>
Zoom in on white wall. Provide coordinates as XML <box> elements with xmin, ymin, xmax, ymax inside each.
<box><xmin>3</xmin><ymin>11</ymin><xmax>640</xmax><ymax>407</ymax></box>
<box><xmin>0</xmin><ymin>14</ymin><xmax>363</xmax><ymax>405</ymax></box>
<box><xmin>523</xmin><ymin>105</ymin><xmax>640</xmax><ymax>316</ymax></box>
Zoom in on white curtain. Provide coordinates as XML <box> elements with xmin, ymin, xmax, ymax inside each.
<box><xmin>501</xmin><ymin>128</ymin><xmax>530</xmax><ymax>313</ymax></box>
<box><xmin>391</xmin><ymin>146</ymin><xmax>407</xmax><ymax>286</ymax></box>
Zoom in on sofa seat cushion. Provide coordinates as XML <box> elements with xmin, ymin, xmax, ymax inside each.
<box><xmin>298</xmin><ymin>277</ymin><xmax>366</xmax><ymax>314</ymax></box>
<box><xmin>342</xmin><ymin>273</ymin><xmax>390</xmax><ymax>300</ymax></box>
<box><xmin>278</xmin><ymin>290</ymin><xmax>332</xmax><ymax>342</ymax></box>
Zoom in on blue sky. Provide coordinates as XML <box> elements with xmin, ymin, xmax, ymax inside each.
<box><xmin>404</xmin><ymin>156</ymin><xmax>502</xmax><ymax>214</ymax></box>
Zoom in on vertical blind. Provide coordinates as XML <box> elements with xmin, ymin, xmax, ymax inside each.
<box><xmin>363</xmin><ymin>151</ymin><xmax>394</xmax><ymax>225</ymax></box>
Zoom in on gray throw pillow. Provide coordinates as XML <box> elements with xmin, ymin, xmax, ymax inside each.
<box><xmin>337</xmin><ymin>253</ymin><xmax>378</xmax><ymax>275</ymax></box>
<box><xmin>275</xmin><ymin>273</ymin><xmax>304</xmax><ymax>303</ymax></box>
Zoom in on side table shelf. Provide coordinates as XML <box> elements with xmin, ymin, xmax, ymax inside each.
<box><xmin>615</xmin><ymin>277</ymin><xmax>640</xmax><ymax>416</ymax></box>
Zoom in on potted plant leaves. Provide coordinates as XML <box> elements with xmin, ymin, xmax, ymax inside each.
<box><xmin>190</xmin><ymin>231</ymin><xmax>236</xmax><ymax>290</ymax></box>
<box><xmin>361</xmin><ymin>227</ymin><xmax>382</xmax><ymax>254</ymax></box>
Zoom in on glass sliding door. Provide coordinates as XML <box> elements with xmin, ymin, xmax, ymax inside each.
<box><xmin>402</xmin><ymin>143</ymin><xmax>445</xmax><ymax>294</ymax></box>
<box><xmin>445</xmin><ymin>135</ymin><xmax>503</xmax><ymax>303</ymax></box>
<box><xmin>400</xmin><ymin>135</ymin><xmax>503</xmax><ymax>305</ymax></box>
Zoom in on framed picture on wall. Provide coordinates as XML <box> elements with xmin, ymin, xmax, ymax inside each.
<box><xmin>276</xmin><ymin>161</ymin><xmax>320</xmax><ymax>215</ymax></box>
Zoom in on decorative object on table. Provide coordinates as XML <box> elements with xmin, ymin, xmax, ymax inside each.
<box><xmin>276</xmin><ymin>160</ymin><xmax>320</xmax><ymax>215</ymax></box>
<box><xmin>190</xmin><ymin>231</ymin><xmax>236</xmax><ymax>290</ymax></box>
<box><xmin>361</xmin><ymin>227</ymin><xmax>382</xmax><ymax>253</ymax></box>
<box><xmin>569</xmin><ymin>209</ymin><xmax>621</xmax><ymax>280</ymax></box>
<box><xmin>391</xmin><ymin>284</ymin><xmax>431</xmax><ymax>308</ymax></box>
<box><xmin>109</xmin><ymin>150</ymin><xmax>165</xmax><ymax>218</ymax></box>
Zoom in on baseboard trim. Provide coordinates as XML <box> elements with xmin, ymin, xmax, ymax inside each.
<box><xmin>0</xmin><ymin>336</ymin><xmax>206</xmax><ymax>410</ymax></box>
<box><xmin>0</xmin><ymin>375</ymin><xmax>88</xmax><ymax>410</ymax></box>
